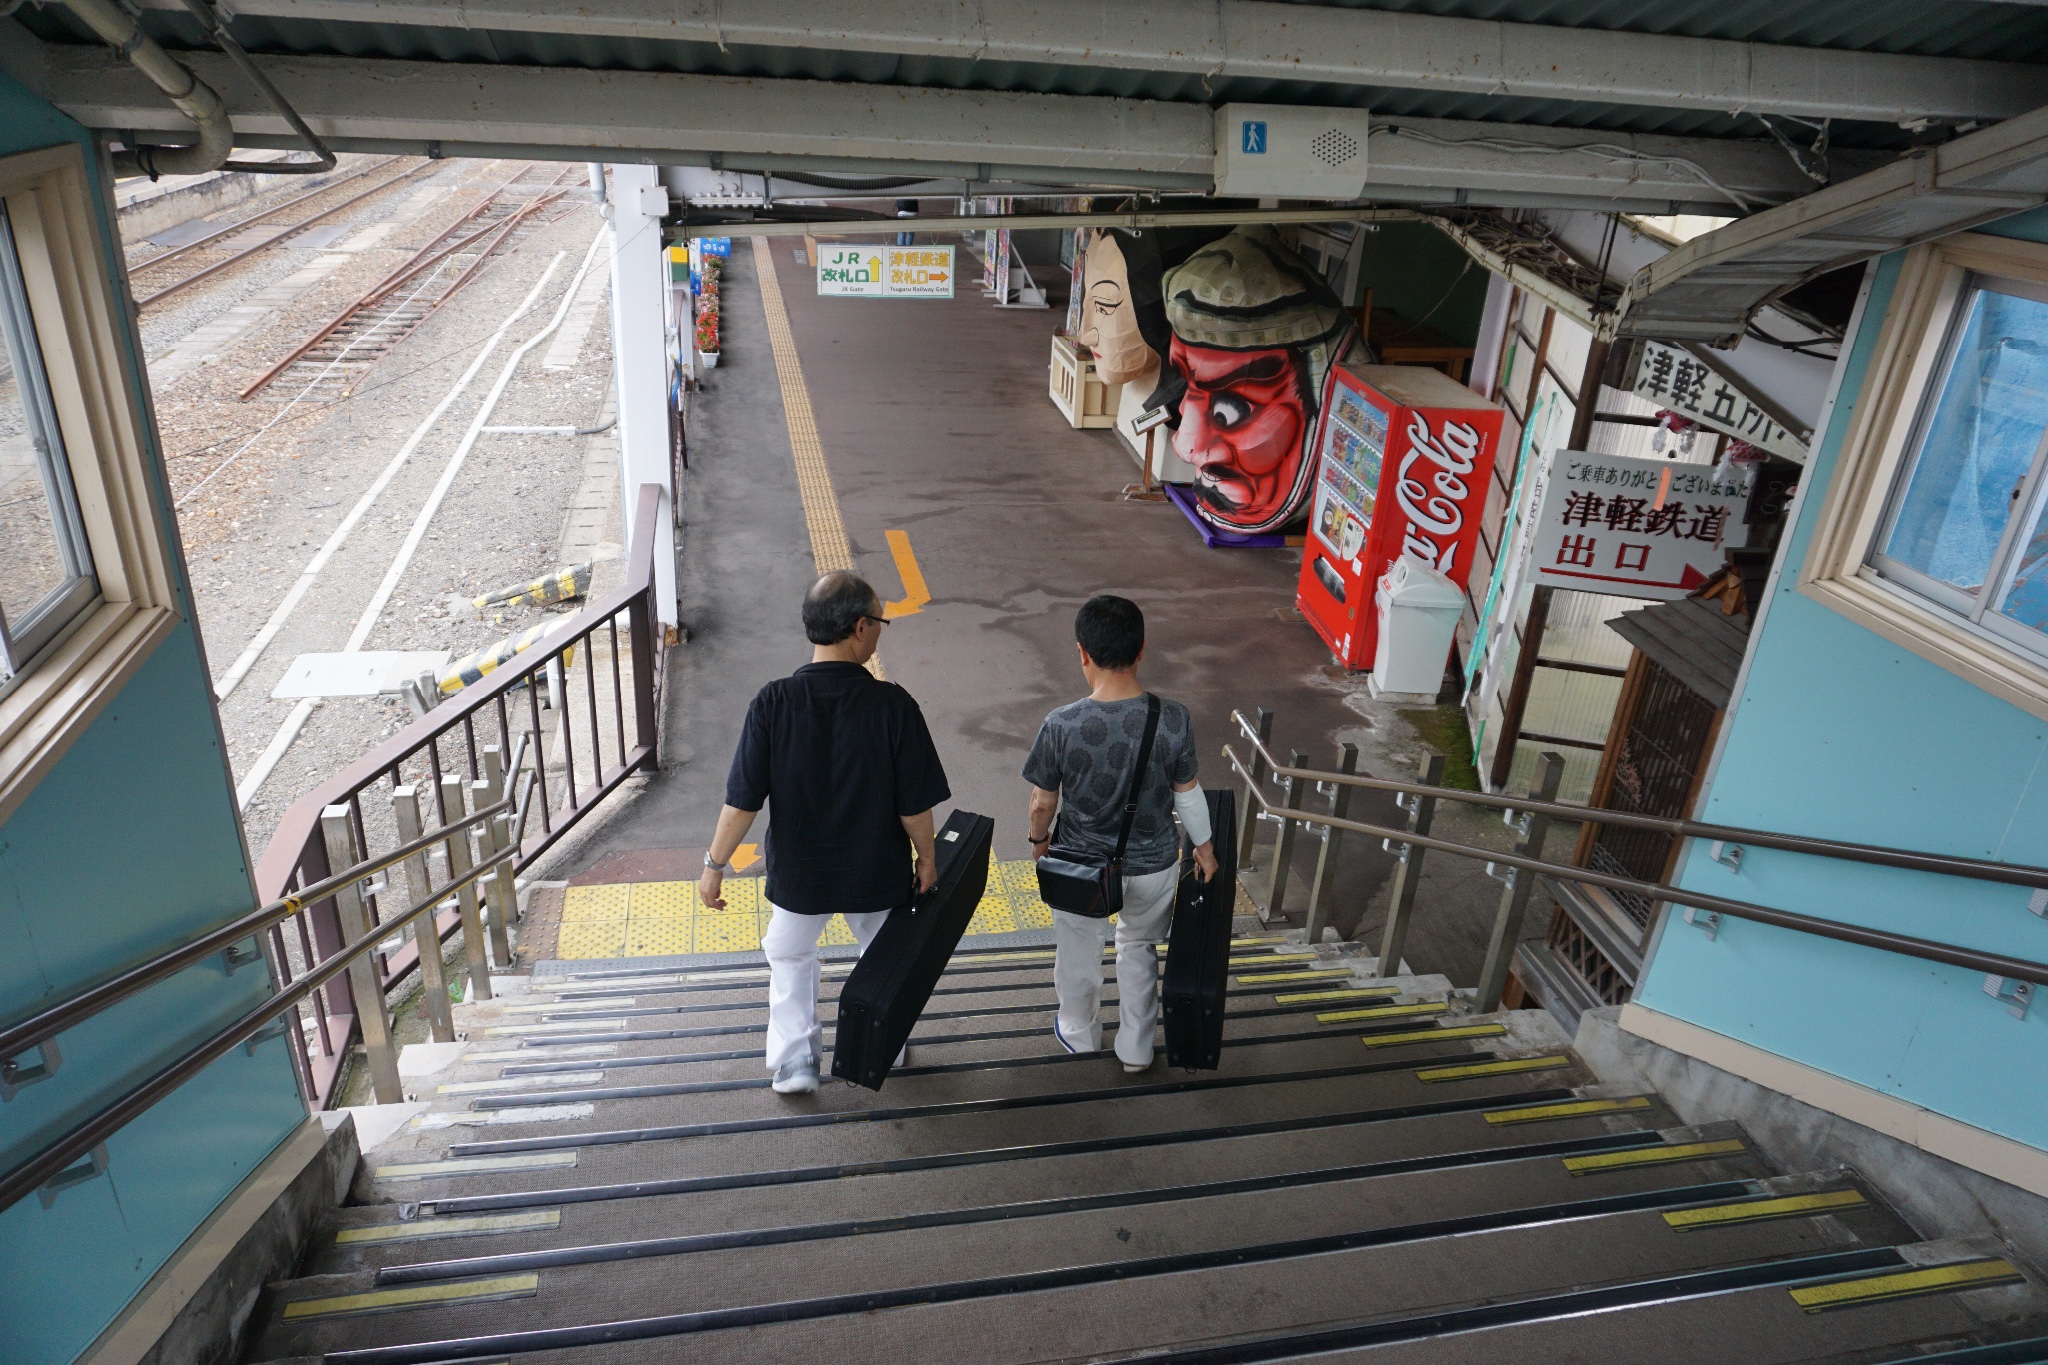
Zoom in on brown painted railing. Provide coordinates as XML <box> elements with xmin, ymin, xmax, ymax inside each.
<box><xmin>251</xmin><ymin>483</ymin><xmax>666</xmax><ymax>1107</ymax></box>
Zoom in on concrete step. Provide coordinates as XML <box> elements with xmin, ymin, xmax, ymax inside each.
<box><xmin>248</xmin><ymin>1160</ymin><xmax>1907</xmax><ymax>1362</ymax></box>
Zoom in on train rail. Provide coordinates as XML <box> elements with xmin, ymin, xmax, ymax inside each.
<box><xmin>238</xmin><ymin>163</ymin><xmax>580</xmax><ymax>402</ymax></box>
<box><xmin>128</xmin><ymin>157</ymin><xmax>434</xmax><ymax>309</ymax></box>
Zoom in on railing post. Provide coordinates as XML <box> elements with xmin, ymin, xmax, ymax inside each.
<box><xmin>481</xmin><ymin>746</ymin><xmax>520</xmax><ymax>926</ymax></box>
<box><xmin>320</xmin><ymin>806</ymin><xmax>403</xmax><ymax>1103</ymax></box>
<box><xmin>1474</xmin><ymin>751</ymin><xmax>1565</xmax><ymax>1013</ymax></box>
<box><xmin>390</xmin><ymin>786</ymin><xmax>455</xmax><ymax>1044</ymax></box>
<box><xmin>472</xmin><ymin>777</ymin><xmax>515</xmax><ymax>968</ymax></box>
<box><xmin>1261</xmin><ymin>750</ymin><xmax>1310</xmax><ymax>924</ymax></box>
<box><xmin>629</xmin><ymin>590</ymin><xmax>659</xmax><ymax>770</ymax></box>
<box><xmin>1302</xmin><ymin>743</ymin><xmax>1358</xmax><ymax>944</ymax></box>
<box><xmin>1235</xmin><ymin>707</ymin><xmax>1273</xmax><ymax>870</ymax></box>
<box><xmin>1376</xmin><ymin>754</ymin><xmax>1445</xmax><ymax>978</ymax></box>
<box><xmin>440</xmin><ymin>775</ymin><xmax>493</xmax><ymax>1002</ymax></box>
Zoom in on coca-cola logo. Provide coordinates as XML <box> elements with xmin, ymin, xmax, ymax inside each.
<box><xmin>1395</xmin><ymin>413</ymin><xmax>1482</xmax><ymax>575</ymax></box>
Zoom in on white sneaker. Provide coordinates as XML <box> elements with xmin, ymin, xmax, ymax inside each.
<box><xmin>771</xmin><ymin>1056</ymin><xmax>820</xmax><ymax>1095</ymax></box>
<box><xmin>1121</xmin><ymin>1054</ymin><xmax>1156</xmax><ymax>1075</ymax></box>
<box><xmin>894</xmin><ymin>1044</ymin><xmax>908</xmax><ymax>1068</ymax></box>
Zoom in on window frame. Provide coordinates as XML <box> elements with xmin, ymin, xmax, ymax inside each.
<box><xmin>0</xmin><ymin>142</ymin><xmax>180</xmax><ymax>826</ymax></box>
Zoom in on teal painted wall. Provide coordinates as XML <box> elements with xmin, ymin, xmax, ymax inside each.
<box><xmin>1638</xmin><ymin>215</ymin><xmax>2048</xmax><ymax>1152</ymax></box>
<box><xmin>0</xmin><ymin>74</ymin><xmax>307</xmax><ymax>1364</ymax></box>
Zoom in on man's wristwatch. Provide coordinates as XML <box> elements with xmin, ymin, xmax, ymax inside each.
<box><xmin>703</xmin><ymin>852</ymin><xmax>729</xmax><ymax>873</ymax></box>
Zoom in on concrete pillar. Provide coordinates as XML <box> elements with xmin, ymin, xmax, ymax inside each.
<box><xmin>606</xmin><ymin>163</ymin><xmax>678</xmax><ymax>629</ymax></box>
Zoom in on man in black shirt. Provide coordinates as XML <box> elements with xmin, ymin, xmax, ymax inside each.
<box><xmin>700</xmin><ymin>571</ymin><xmax>952</xmax><ymax>1094</ymax></box>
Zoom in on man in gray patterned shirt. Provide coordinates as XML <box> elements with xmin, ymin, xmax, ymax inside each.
<box><xmin>1023</xmin><ymin>596</ymin><xmax>1218</xmax><ymax>1073</ymax></box>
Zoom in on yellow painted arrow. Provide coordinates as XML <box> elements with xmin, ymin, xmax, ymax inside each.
<box><xmin>731</xmin><ymin>843</ymin><xmax>760</xmax><ymax>871</ymax></box>
<box><xmin>883</xmin><ymin>529</ymin><xmax>931</xmax><ymax>618</ymax></box>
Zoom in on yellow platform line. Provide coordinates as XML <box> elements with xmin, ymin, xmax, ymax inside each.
<box><xmin>1562</xmin><ymin>1138</ymin><xmax>1746</xmax><ymax>1175</ymax></box>
<box><xmin>1317</xmin><ymin>1001</ymin><xmax>1446</xmax><ymax>1024</ymax></box>
<box><xmin>1788</xmin><ymin>1259</ymin><xmax>2023</xmax><ymax>1313</ymax></box>
<box><xmin>1483</xmin><ymin>1096</ymin><xmax>1654</xmax><ymax>1126</ymax></box>
<box><xmin>1361</xmin><ymin>1023</ymin><xmax>1506</xmax><ymax>1049</ymax></box>
<box><xmin>1663</xmin><ymin>1189</ymin><xmax>1866</xmax><ymax>1232</ymax></box>
<box><xmin>1274</xmin><ymin>986</ymin><xmax>1400</xmax><ymax>1006</ymax></box>
<box><xmin>751</xmin><ymin>235</ymin><xmax>881</xmax><ymax>678</ymax></box>
<box><xmin>374</xmin><ymin>1152</ymin><xmax>578</xmax><ymax>1181</ymax></box>
<box><xmin>1415</xmin><ymin>1055</ymin><xmax>1571</xmax><ymax>1084</ymax></box>
<box><xmin>282</xmin><ymin>1274</ymin><xmax>539</xmax><ymax>1321</ymax></box>
<box><xmin>335</xmin><ymin>1211</ymin><xmax>562</xmax><ymax>1245</ymax></box>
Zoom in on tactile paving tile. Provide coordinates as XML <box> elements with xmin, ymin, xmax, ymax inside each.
<box><xmin>966</xmin><ymin>893</ymin><xmax>1016</xmax><ymax>936</ymax></box>
<box><xmin>627</xmin><ymin>880</ymin><xmax>692</xmax><ymax>919</ymax></box>
<box><xmin>622</xmin><ymin>918</ymin><xmax>692</xmax><ymax>956</ymax></box>
<box><xmin>695</xmin><ymin>914</ymin><xmax>765</xmax><ymax>954</ymax></box>
<box><xmin>715</xmin><ymin>877</ymin><xmax>763</xmax><ymax>917</ymax></box>
<box><xmin>560</xmin><ymin>884</ymin><xmax>630</xmax><ymax>924</ymax></box>
<box><xmin>819</xmin><ymin>914</ymin><xmax>857</xmax><ymax>947</ymax></box>
<box><xmin>556</xmin><ymin>918</ymin><xmax>627</xmax><ymax>959</ymax></box>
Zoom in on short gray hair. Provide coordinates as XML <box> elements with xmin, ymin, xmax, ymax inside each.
<box><xmin>802</xmin><ymin>571</ymin><xmax>879</xmax><ymax>644</ymax></box>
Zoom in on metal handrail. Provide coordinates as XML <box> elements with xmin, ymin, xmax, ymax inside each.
<box><xmin>1221</xmin><ymin>743</ymin><xmax>2048</xmax><ymax>991</ymax></box>
<box><xmin>1233</xmin><ymin>711</ymin><xmax>2048</xmax><ymax>892</ymax></box>
<box><xmin>0</xmin><ymin>774</ymin><xmax>517</xmax><ymax>1067</ymax></box>
<box><xmin>0</xmin><ymin>769</ymin><xmax>540</xmax><ymax>1214</ymax></box>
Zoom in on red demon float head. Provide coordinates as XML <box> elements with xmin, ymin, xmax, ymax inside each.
<box><xmin>1164</xmin><ymin>227</ymin><xmax>1353</xmax><ymax>537</ymax></box>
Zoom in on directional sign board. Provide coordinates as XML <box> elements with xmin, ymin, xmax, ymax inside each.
<box><xmin>1525</xmin><ymin>449</ymin><xmax>1754</xmax><ymax>601</ymax></box>
<box><xmin>1623</xmin><ymin>339</ymin><xmax>1810</xmax><ymax>463</ymax></box>
<box><xmin>817</xmin><ymin>244</ymin><xmax>955</xmax><ymax>299</ymax></box>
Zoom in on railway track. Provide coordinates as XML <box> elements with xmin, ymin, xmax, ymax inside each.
<box><xmin>239</xmin><ymin>163</ymin><xmax>581</xmax><ymax>402</ymax></box>
<box><xmin>127</xmin><ymin>157</ymin><xmax>435</xmax><ymax>309</ymax></box>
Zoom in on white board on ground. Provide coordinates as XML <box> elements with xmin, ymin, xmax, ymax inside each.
<box><xmin>1525</xmin><ymin>449</ymin><xmax>1754</xmax><ymax>601</ymax></box>
<box><xmin>817</xmin><ymin>244</ymin><xmax>955</xmax><ymax>298</ymax></box>
<box><xmin>272</xmin><ymin>651</ymin><xmax>451</xmax><ymax>699</ymax></box>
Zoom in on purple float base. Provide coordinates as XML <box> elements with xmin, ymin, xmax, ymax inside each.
<box><xmin>1163</xmin><ymin>484</ymin><xmax>1289</xmax><ymax>549</ymax></box>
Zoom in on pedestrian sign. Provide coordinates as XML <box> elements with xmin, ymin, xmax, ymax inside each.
<box><xmin>817</xmin><ymin>244</ymin><xmax>955</xmax><ymax>299</ymax></box>
<box><xmin>1242</xmin><ymin>120</ymin><xmax>1267</xmax><ymax>154</ymax></box>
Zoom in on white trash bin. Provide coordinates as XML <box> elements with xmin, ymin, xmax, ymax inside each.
<box><xmin>1370</xmin><ymin>556</ymin><xmax>1466</xmax><ymax>701</ymax></box>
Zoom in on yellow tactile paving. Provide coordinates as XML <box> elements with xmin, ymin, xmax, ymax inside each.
<box><xmin>556</xmin><ymin>861</ymin><xmax>1063</xmax><ymax>960</ymax></box>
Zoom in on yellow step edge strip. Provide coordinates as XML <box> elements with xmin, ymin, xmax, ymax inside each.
<box><xmin>1362</xmin><ymin>1023</ymin><xmax>1507</xmax><ymax>1049</ymax></box>
<box><xmin>1562</xmin><ymin>1138</ymin><xmax>1747</xmax><ymax>1175</ymax></box>
<box><xmin>1484</xmin><ymin>1096</ymin><xmax>1655</xmax><ymax>1126</ymax></box>
<box><xmin>281</xmin><ymin>1273</ymin><xmax>540</xmax><ymax>1321</ymax></box>
<box><xmin>1274</xmin><ymin>987</ymin><xmax>1400</xmax><ymax>1005</ymax></box>
<box><xmin>336</xmin><ymin>1211</ymin><xmax>562</xmax><ymax>1245</ymax></box>
<box><xmin>1236</xmin><ymin>967</ymin><xmax>1354</xmax><ymax>984</ymax></box>
<box><xmin>374</xmin><ymin>1152</ymin><xmax>578</xmax><ymax>1181</ymax></box>
<box><xmin>1663</xmin><ymin>1189</ymin><xmax>1866</xmax><ymax>1232</ymax></box>
<box><xmin>1415</xmin><ymin>1055</ymin><xmax>1571</xmax><ymax>1084</ymax></box>
<box><xmin>1228</xmin><ymin>953</ymin><xmax>1316</xmax><ymax>966</ymax></box>
<box><xmin>1789</xmin><ymin>1259</ymin><xmax>2024</xmax><ymax>1313</ymax></box>
<box><xmin>1317</xmin><ymin>1001</ymin><xmax>1447</xmax><ymax>1024</ymax></box>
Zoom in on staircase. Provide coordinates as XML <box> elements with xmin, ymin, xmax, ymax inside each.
<box><xmin>243</xmin><ymin>927</ymin><xmax>2048</xmax><ymax>1364</ymax></box>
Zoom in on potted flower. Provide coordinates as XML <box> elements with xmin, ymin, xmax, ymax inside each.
<box><xmin>695</xmin><ymin>308</ymin><xmax>720</xmax><ymax>368</ymax></box>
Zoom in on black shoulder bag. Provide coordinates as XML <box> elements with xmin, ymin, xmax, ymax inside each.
<box><xmin>1035</xmin><ymin>693</ymin><xmax>1161</xmax><ymax>919</ymax></box>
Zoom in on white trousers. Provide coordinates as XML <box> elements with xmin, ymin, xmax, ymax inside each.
<box><xmin>1052</xmin><ymin>865</ymin><xmax>1178</xmax><ymax>1067</ymax></box>
<box><xmin>762</xmin><ymin>904</ymin><xmax>892</xmax><ymax>1071</ymax></box>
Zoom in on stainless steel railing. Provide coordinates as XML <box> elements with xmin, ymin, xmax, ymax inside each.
<box><xmin>1225</xmin><ymin>708</ymin><xmax>2048</xmax><ymax>1014</ymax></box>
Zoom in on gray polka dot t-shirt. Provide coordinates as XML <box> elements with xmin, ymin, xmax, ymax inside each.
<box><xmin>1021</xmin><ymin>694</ymin><xmax>1199</xmax><ymax>877</ymax></box>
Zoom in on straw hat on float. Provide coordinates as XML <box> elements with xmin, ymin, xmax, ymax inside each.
<box><xmin>1162</xmin><ymin>224</ymin><xmax>1351</xmax><ymax>353</ymax></box>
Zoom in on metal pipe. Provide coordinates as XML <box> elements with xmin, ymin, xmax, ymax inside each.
<box><xmin>174</xmin><ymin>0</ymin><xmax>336</xmax><ymax>173</ymax></box>
<box><xmin>481</xmin><ymin>420</ymin><xmax>617</xmax><ymax>436</ymax></box>
<box><xmin>0</xmin><ymin>793</ymin><xmax>513</xmax><ymax>1068</ymax></box>
<box><xmin>1232</xmin><ymin>712</ymin><xmax>2048</xmax><ymax>892</ymax></box>
<box><xmin>0</xmin><ymin>773</ymin><xmax>534</xmax><ymax>1215</ymax></box>
<box><xmin>1221</xmin><ymin>745</ymin><xmax>2048</xmax><ymax>991</ymax></box>
<box><xmin>57</xmin><ymin>0</ymin><xmax>233</xmax><ymax>177</ymax></box>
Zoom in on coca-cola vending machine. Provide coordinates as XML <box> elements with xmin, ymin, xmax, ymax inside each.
<box><xmin>1295</xmin><ymin>361</ymin><xmax>1504</xmax><ymax>670</ymax></box>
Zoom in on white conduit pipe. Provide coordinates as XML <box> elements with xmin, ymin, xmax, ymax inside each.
<box><xmin>56</xmin><ymin>0</ymin><xmax>232</xmax><ymax>177</ymax></box>
<box><xmin>237</xmin><ymin>227</ymin><xmax>608</xmax><ymax>811</ymax></box>
<box><xmin>213</xmin><ymin>256</ymin><xmax>568</xmax><ymax>701</ymax></box>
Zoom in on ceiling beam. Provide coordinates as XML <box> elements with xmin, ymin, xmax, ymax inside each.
<box><xmin>2</xmin><ymin>39</ymin><xmax>1876</xmax><ymax>214</ymax></box>
<box><xmin>120</xmin><ymin>0</ymin><xmax>2048</xmax><ymax>127</ymax></box>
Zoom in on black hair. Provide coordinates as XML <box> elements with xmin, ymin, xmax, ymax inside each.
<box><xmin>1075</xmin><ymin>594</ymin><xmax>1145</xmax><ymax>670</ymax></box>
<box><xmin>803</xmin><ymin>571</ymin><xmax>879</xmax><ymax>644</ymax></box>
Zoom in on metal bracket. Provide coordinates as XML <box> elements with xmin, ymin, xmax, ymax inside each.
<box><xmin>2029</xmin><ymin>888</ymin><xmax>2048</xmax><ymax>919</ymax></box>
<box><xmin>1394</xmin><ymin>791</ymin><xmax>1421</xmax><ymax>815</ymax></box>
<box><xmin>220</xmin><ymin>937</ymin><xmax>264</xmax><ymax>975</ymax></box>
<box><xmin>1709</xmin><ymin>841</ymin><xmax>1745</xmax><ymax>873</ymax></box>
<box><xmin>243</xmin><ymin>1018</ymin><xmax>291</xmax><ymax>1055</ymax></box>
<box><xmin>1484</xmin><ymin>861</ymin><xmax>1516</xmax><ymax>888</ymax></box>
<box><xmin>0</xmin><ymin>1039</ymin><xmax>62</xmax><ymax>1101</ymax></box>
<box><xmin>1502</xmin><ymin>807</ymin><xmax>1533</xmax><ymax>838</ymax></box>
<box><xmin>37</xmin><ymin>1144</ymin><xmax>109</xmax><ymax>1209</ymax></box>
<box><xmin>1683</xmin><ymin>907</ymin><xmax>1722</xmax><ymax>940</ymax></box>
<box><xmin>1381</xmin><ymin>837</ymin><xmax>1413</xmax><ymax>862</ymax></box>
<box><xmin>1984</xmin><ymin>975</ymin><xmax>2034</xmax><ymax>1021</ymax></box>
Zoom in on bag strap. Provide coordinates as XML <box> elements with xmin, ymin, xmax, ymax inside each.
<box><xmin>1109</xmin><ymin>694</ymin><xmax>1163</xmax><ymax>867</ymax></box>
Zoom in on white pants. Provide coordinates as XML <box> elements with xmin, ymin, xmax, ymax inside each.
<box><xmin>762</xmin><ymin>904</ymin><xmax>892</xmax><ymax>1071</ymax></box>
<box><xmin>1052</xmin><ymin>865</ymin><xmax>1178</xmax><ymax>1067</ymax></box>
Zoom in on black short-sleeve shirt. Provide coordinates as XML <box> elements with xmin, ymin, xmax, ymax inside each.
<box><xmin>725</xmin><ymin>662</ymin><xmax>952</xmax><ymax>915</ymax></box>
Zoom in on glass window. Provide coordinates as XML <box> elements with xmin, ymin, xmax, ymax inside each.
<box><xmin>1872</xmin><ymin>275</ymin><xmax>2048</xmax><ymax>659</ymax></box>
<box><xmin>0</xmin><ymin>198</ymin><xmax>96</xmax><ymax>688</ymax></box>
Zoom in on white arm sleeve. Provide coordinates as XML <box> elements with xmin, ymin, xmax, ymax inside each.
<box><xmin>1173</xmin><ymin>785</ymin><xmax>1213</xmax><ymax>846</ymax></box>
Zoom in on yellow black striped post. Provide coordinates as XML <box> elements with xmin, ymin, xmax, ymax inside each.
<box><xmin>473</xmin><ymin>561</ymin><xmax>593</xmax><ymax>610</ymax></box>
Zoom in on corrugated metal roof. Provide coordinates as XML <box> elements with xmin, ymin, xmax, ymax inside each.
<box><xmin>17</xmin><ymin>1</ymin><xmax>2048</xmax><ymax>151</ymax></box>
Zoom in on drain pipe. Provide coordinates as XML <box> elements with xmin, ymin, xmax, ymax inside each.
<box><xmin>174</xmin><ymin>0</ymin><xmax>336</xmax><ymax>174</ymax></box>
<box><xmin>55</xmin><ymin>0</ymin><xmax>233</xmax><ymax>178</ymax></box>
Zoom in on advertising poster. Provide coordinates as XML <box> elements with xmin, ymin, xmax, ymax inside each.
<box><xmin>1525</xmin><ymin>449</ymin><xmax>1754</xmax><ymax>600</ymax></box>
